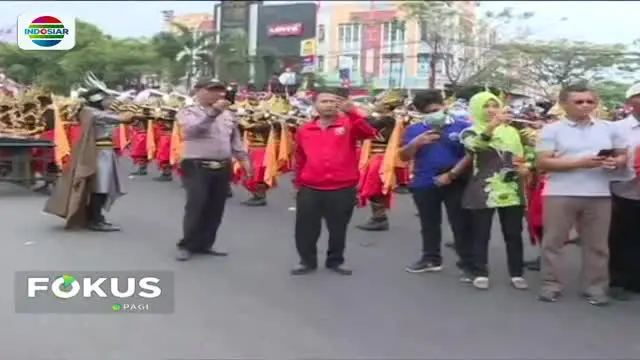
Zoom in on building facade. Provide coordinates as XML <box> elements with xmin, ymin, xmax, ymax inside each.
<box><xmin>316</xmin><ymin>1</ymin><xmax>480</xmax><ymax>89</ymax></box>
<box><xmin>214</xmin><ymin>2</ymin><xmax>316</xmax><ymax>87</ymax></box>
<box><xmin>255</xmin><ymin>3</ymin><xmax>317</xmax><ymax>76</ymax></box>
<box><xmin>164</xmin><ymin>12</ymin><xmax>215</xmax><ymax>33</ymax></box>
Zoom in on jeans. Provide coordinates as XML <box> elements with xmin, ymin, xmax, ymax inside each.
<box><xmin>412</xmin><ymin>180</ymin><xmax>473</xmax><ymax>270</ymax></box>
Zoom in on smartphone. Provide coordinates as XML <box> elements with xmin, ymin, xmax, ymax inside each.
<box><xmin>597</xmin><ymin>149</ymin><xmax>614</xmax><ymax>157</ymax></box>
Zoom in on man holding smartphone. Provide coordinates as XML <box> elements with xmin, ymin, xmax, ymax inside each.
<box><xmin>400</xmin><ymin>90</ymin><xmax>474</xmax><ymax>277</ymax></box>
<box><xmin>536</xmin><ymin>84</ymin><xmax>627</xmax><ymax>305</ymax></box>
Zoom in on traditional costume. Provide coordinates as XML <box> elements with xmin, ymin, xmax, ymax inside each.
<box><xmin>44</xmin><ymin>87</ymin><xmax>132</xmax><ymax>231</ymax></box>
<box><xmin>151</xmin><ymin>106</ymin><xmax>175</xmax><ymax>182</ymax></box>
<box><xmin>235</xmin><ymin>105</ymin><xmax>279</xmax><ymax>206</ymax></box>
<box><xmin>356</xmin><ymin>90</ymin><xmax>406</xmax><ymax>231</ymax></box>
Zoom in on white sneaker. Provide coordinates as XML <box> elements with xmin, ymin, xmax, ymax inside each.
<box><xmin>510</xmin><ymin>277</ymin><xmax>528</xmax><ymax>290</ymax></box>
<box><xmin>472</xmin><ymin>277</ymin><xmax>490</xmax><ymax>290</ymax></box>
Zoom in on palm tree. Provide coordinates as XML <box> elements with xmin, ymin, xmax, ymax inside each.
<box><xmin>213</xmin><ymin>30</ymin><xmax>251</xmax><ymax>83</ymax></box>
<box><xmin>172</xmin><ymin>23</ymin><xmax>215</xmax><ymax>89</ymax></box>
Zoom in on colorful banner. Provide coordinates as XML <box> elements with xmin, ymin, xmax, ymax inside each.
<box><xmin>300</xmin><ymin>38</ymin><xmax>318</xmax><ymax>57</ymax></box>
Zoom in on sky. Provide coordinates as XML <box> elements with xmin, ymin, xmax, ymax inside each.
<box><xmin>0</xmin><ymin>1</ymin><xmax>639</xmax><ymax>45</ymax></box>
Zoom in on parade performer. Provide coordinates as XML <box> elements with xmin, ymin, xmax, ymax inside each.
<box><xmin>356</xmin><ymin>90</ymin><xmax>406</xmax><ymax>231</ymax></box>
<box><xmin>31</xmin><ymin>90</ymin><xmax>58</xmax><ymax>193</ymax></box>
<box><xmin>394</xmin><ymin>115</ymin><xmax>412</xmax><ymax>194</ymax></box>
<box><xmin>236</xmin><ymin>108</ymin><xmax>279</xmax><ymax>206</ymax></box>
<box><xmin>152</xmin><ymin>106</ymin><xmax>175</xmax><ymax>182</ymax></box>
<box><xmin>44</xmin><ymin>86</ymin><xmax>133</xmax><ymax>231</ymax></box>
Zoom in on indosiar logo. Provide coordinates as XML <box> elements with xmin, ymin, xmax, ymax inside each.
<box><xmin>27</xmin><ymin>274</ymin><xmax>162</xmax><ymax>299</ymax></box>
<box><xmin>17</xmin><ymin>14</ymin><xmax>76</xmax><ymax>50</ymax></box>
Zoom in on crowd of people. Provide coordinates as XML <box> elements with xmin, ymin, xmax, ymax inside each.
<box><xmin>2</xmin><ymin>73</ymin><xmax>637</xmax><ymax>307</ymax></box>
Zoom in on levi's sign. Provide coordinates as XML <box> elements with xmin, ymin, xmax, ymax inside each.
<box><xmin>268</xmin><ymin>23</ymin><xmax>303</xmax><ymax>37</ymax></box>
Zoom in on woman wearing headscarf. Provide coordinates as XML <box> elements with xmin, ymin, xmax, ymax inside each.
<box><xmin>460</xmin><ymin>92</ymin><xmax>531</xmax><ymax>290</ymax></box>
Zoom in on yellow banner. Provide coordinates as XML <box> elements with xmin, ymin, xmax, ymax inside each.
<box><xmin>300</xmin><ymin>38</ymin><xmax>317</xmax><ymax>57</ymax></box>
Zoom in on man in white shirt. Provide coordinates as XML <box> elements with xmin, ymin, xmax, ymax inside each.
<box><xmin>608</xmin><ymin>83</ymin><xmax>640</xmax><ymax>299</ymax></box>
<box><xmin>536</xmin><ymin>84</ymin><xmax>628</xmax><ymax>306</ymax></box>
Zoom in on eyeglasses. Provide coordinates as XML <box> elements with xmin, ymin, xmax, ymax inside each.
<box><xmin>573</xmin><ymin>100</ymin><xmax>595</xmax><ymax>105</ymax></box>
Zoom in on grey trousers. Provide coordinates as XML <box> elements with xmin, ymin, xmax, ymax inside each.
<box><xmin>540</xmin><ymin>196</ymin><xmax>612</xmax><ymax>295</ymax></box>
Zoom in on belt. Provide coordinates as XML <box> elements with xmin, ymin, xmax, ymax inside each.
<box><xmin>192</xmin><ymin>159</ymin><xmax>230</xmax><ymax>170</ymax></box>
<box><xmin>96</xmin><ymin>140</ymin><xmax>114</xmax><ymax>148</ymax></box>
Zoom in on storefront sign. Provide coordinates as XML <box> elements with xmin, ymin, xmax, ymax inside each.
<box><xmin>299</xmin><ymin>38</ymin><xmax>317</xmax><ymax>57</ymax></box>
<box><xmin>219</xmin><ymin>2</ymin><xmax>250</xmax><ymax>35</ymax></box>
<box><xmin>268</xmin><ymin>23</ymin><xmax>303</xmax><ymax>37</ymax></box>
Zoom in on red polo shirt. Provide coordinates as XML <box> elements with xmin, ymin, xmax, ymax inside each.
<box><xmin>294</xmin><ymin>109</ymin><xmax>377</xmax><ymax>190</ymax></box>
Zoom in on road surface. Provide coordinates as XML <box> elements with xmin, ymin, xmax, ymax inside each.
<box><xmin>1</xmin><ymin>165</ymin><xmax>639</xmax><ymax>359</ymax></box>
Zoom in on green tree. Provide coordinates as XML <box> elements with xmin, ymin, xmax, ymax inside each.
<box><xmin>593</xmin><ymin>81</ymin><xmax>629</xmax><ymax>109</ymax></box>
<box><xmin>215</xmin><ymin>30</ymin><xmax>251</xmax><ymax>84</ymax></box>
<box><xmin>498</xmin><ymin>40</ymin><xmax>632</xmax><ymax>98</ymax></box>
<box><xmin>0</xmin><ymin>20</ymin><xmax>160</xmax><ymax>93</ymax></box>
<box><xmin>400</xmin><ymin>1</ymin><xmax>534</xmax><ymax>89</ymax></box>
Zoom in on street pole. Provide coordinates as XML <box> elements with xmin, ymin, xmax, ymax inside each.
<box><xmin>363</xmin><ymin>0</ymin><xmax>375</xmax><ymax>92</ymax></box>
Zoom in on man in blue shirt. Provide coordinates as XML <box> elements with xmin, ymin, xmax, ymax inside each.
<box><xmin>400</xmin><ymin>90</ymin><xmax>474</xmax><ymax>278</ymax></box>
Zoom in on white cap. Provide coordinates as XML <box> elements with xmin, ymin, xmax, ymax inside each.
<box><xmin>625</xmin><ymin>83</ymin><xmax>640</xmax><ymax>99</ymax></box>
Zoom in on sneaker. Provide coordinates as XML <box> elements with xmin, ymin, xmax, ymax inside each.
<box><xmin>510</xmin><ymin>277</ymin><xmax>528</xmax><ymax>290</ymax></box>
<box><xmin>582</xmin><ymin>293</ymin><xmax>610</xmax><ymax>307</ymax></box>
<box><xmin>472</xmin><ymin>276</ymin><xmax>490</xmax><ymax>290</ymax></box>
<box><xmin>405</xmin><ymin>259</ymin><xmax>442</xmax><ymax>273</ymax></box>
<box><xmin>538</xmin><ymin>289</ymin><xmax>561</xmax><ymax>302</ymax></box>
<box><xmin>459</xmin><ymin>270</ymin><xmax>473</xmax><ymax>283</ymax></box>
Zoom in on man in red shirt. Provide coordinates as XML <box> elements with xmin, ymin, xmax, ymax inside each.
<box><xmin>292</xmin><ymin>87</ymin><xmax>377</xmax><ymax>275</ymax></box>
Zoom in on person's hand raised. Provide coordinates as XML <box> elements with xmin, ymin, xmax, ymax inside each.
<box><xmin>413</xmin><ymin>131</ymin><xmax>441</xmax><ymax>147</ymax></box>
<box><xmin>489</xmin><ymin>109</ymin><xmax>512</xmax><ymax>127</ymax></box>
<box><xmin>211</xmin><ymin>99</ymin><xmax>230</xmax><ymax>112</ymax></box>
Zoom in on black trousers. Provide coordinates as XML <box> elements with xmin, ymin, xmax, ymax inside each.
<box><xmin>295</xmin><ymin>186</ymin><xmax>356</xmax><ymax>268</ymax></box>
<box><xmin>86</xmin><ymin>193</ymin><xmax>107</xmax><ymax>224</ymax></box>
<box><xmin>609</xmin><ymin>194</ymin><xmax>640</xmax><ymax>292</ymax></box>
<box><xmin>177</xmin><ymin>159</ymin><xmax>231</xmax><ymax>252</ymax></box>
<box><xmin>469</xmin><ymin>206</ymin><xmax>525</xmax><ymax>277</ymax></box>
<box><xmin>411</xmin><ymin>180</ymin><xmax>473</xmax><ymax>269</ymax></box>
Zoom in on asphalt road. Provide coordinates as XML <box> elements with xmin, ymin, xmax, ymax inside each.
<box><xmin>1</xmin><ymin>165</ymin><xmax>639</xmax><ymax>360</ymax></box>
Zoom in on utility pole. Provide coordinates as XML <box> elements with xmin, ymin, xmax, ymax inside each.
<box><xmin>362</xmin><ymin>0</ymin><xmax>375</xmax><ymax>92</ymax></box>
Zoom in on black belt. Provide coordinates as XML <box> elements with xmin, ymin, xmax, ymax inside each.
<box><xmin>186</xmin><ymin>158</ymin><xmax>231</xmax><ymax>170</ymax></box>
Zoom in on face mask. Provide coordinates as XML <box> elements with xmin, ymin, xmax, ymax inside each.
<box><xmin>422</xmin><ymin>110</ymin><xmax>448</xmax><ymax>126</ymax></box>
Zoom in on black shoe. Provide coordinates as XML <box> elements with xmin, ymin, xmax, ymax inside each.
<box><xmin>538</xmin><ymin>289</ymin><xmax>561</xmax><ymax>302</ymax></box>
<box><xmin>290</xmin><ymin>264</ymin><xmax>317</xmax><ymax>275</ymax></box>
<box><xmin>87</xmin><ymin>222</ymin><xmax>121</xmax><ymax>232</ymax></box>
<box><xmin>582</xmin><ymin>293</ymin><xmax>610</xmax><ymax>306</ymax></box>
<box><xmin>227</xmin><ymin>189</ymin><xmax>233</xmax><ymax>198</ymax></box>
<box><xmin>444</xmin><ymin>241</ymin><xmax>455</xmax><ymax>249</ymax></box>
<box><xmin>394</xmin><ymin>186</ymin><xmax>410</xmax><ymax>194</ymax></box>
<box><xmin>130</xmin><ymin>168</ymin><xmax>148</xmax><ymax>176</ymax></box>
<box><xmin>242</xmin><ymin>197</ymin><xmax>267</xmax><ymax>206</ymax></box>
<box><xmin>405</xmin><ymin>259</ymin><xmax>442</xmax><ymax>273</ymax></box>
<box><xmin>326</xmin><ymin>265</ymin><xmax>352</xmax><ymax>275</ymax></box>
<box><xmin>175</xmin><ymin>248</ymin><xmax>192</xmax><ymax>261</ymax></box>
<box><xmin>525</xmin><ymin>257</ymin><xmax>541</xmax><ymax>271</ymax></box>
<box><xmin>196</xmin><ymin>249</ymin><xmax>228</xmax><ymax>257</ymax></box>
<box><xmin>609</xmin><ymin>287</ymin><xmax>632</xmax><ymax>301</ymax></box>
<box><xmin>355</xmin><ymin>218</ymin><xmax>389</xmax><ymax>231</ymax></box>
<box><xmin>33</xmin><ymin>183</ymin><xmax>51</xmax><ymax>195</ymax></box>
<box><xmin>153</xmin><ymin>173</ymin><xmax>173</xmax><ymax>182</ymax></box>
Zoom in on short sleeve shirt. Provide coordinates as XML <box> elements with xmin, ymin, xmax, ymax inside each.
<box><xmin>536</xmin><ymin>118</ymin><xmax>627</xmax><ymax>197</ymax></box>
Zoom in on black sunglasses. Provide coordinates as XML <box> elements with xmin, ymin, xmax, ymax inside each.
<box><xmin>573</xmin><ymin>100</ymin><xmax>595</xmax><ymax>105</ymax></box>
